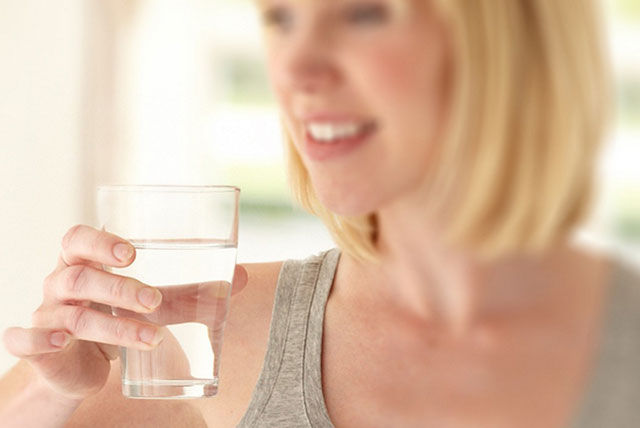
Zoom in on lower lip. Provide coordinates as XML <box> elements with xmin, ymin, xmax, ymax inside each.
<box><xmin>303</xmin><ymin>125</ymin><xmax>376</xmax><ymax>161</ymax></box>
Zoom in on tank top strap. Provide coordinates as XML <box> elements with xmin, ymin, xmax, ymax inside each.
<box><xmin>238</xmin><ymin>248</ymin><xmax>341</xmax><ymax>427</ymax></box>
<box><xmin>570</xmin><ymin>257</ymin><xmax>640</xmax><ymax>427</ymax></box>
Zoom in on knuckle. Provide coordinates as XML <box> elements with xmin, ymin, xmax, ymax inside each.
<box><xmin>96</xmin><ymin>228</ymin><xmax>111</xmax><ymax>246</ymax></box>
<box><xmin>66</xmin><ymin>306</ymin><xmax>90</xmax><ymax>334</ymax></box>
<box><xmin>112</xmin><ymin>318</ymin><xmax>129</xmax><ymax>341</ymax></box>
<box><xmin>91</xmin><ymin>228</ymin><xmax>109</xmax><ymax>254</ymax></box>
<box><xmin>64</xmin><ymin>265</ymin><xmax>89</xmax><ymax>297</ymax></box>
<box><xmin>109</xmin><ymin>275</ymin><xmax>127</xmax><ymax>301</ymax></box>
<box><xmin>62</xmin><ymin>224</ymin><xmax>84</xmax><ymax>250</ymax></box>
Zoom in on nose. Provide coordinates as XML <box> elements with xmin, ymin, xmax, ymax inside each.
<box><xmin>274</xmin><ymin>28</ymin><xmax>340</xmax><ymax>94</ymax></box>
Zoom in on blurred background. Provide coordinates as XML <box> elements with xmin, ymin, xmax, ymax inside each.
<box><xmin>0</xmin><ymin>0</ymin><xmax>638</xmax><ymax>372</ymax></box>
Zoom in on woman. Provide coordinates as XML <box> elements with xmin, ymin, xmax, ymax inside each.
<box><xmin>1</xmin><ymin>0</ymin><xmax>638</xmax><ymax>426</ymax></box>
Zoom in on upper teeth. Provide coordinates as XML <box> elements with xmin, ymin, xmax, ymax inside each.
<box><xmin>307</xmin><ymin>122</ymin><xmax>366</xmax><ymax>142</ymax></box>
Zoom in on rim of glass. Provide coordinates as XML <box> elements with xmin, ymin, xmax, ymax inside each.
<box><xmin>97</xmin><ymin>185</ymin><xmax>240</xmax><ymax>193</ymax></box>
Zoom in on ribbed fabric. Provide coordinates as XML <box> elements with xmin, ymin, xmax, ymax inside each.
<box><xmin>238</xmin><ymin>249</ymin><xmax>640</xmax><ymax>427</ymax></box>
<box><xmin>237</xmin><ymin>249</ymin><xmax>339</xmax><ymax>428</ymax></box>
<box><xmin>570</xmin><ymin>258</ymin><xmax>640</xmax><ymax>428</ymax></box>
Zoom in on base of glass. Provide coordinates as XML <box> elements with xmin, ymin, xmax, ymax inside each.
<box><xmin>122</xmin><ymin>378</ymin><xmax>218</xmax><ymax>399</ymax></box>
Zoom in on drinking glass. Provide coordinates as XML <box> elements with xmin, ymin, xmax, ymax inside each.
<box><xmin>96</xmin><ymin>185</ymin><xmax>240</xmax><ymax>399</ymax></box>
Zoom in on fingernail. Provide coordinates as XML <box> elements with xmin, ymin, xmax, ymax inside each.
<box><xmin>138</xmin><ymin>287</ymin><xmax>162</xmax><ymax>310</ymax></box>
<box><xmin>113</xmin><ymin>243</ymin><xmax>134</xmax><ymax>262</ymax></box>
<box><xmin>138</xmin><ymin>326</ymin><xmax>163</xmax><ymax>346</ymax></box>
<box><xmin>50</xmin><ymin>332</ymin><xmax>70</xmax><ymax>348</ymax></box>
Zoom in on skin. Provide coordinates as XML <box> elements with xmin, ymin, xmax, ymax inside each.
<box><xmin>265</xmin><ymin>0</ymin><xmax>449</xmax><ymax>216</ymax></box>
<box><xmin>0</xmin><ymin>0</ymin><xmax>613</xmax><ymax>427</ymax></box>
<box><xmin>1</xmin><ymin>226</ymin><xmax>248</xmax><ymax>400</ymax></box>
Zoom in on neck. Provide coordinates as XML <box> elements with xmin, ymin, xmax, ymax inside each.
<box><xmin>345</xmin><ymin>201</ymin><xmax>574</xmax><ymax>336</ymax></box>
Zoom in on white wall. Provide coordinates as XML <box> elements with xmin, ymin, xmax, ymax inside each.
<box><xmin>0</xmin><ymin>0</ymin><xmax>331</xmax><ymax>375</ymax></box>
<box><xmin>0</xmin><ymin>0</ymin><xmax>87</xmax><ymax>372</ymax></box>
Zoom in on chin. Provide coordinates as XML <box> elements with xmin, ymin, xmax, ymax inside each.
<box><xmin>305</xmin><ymin>162</ymin><xmax>395</xmax><ymax>217</ymax></box>
<box><xmin>314</xmin><ymin>185</ymin><xmax>382</xmax><ymax>218</ymax></box>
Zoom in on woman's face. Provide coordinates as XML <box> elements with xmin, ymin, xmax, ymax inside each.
<box><xmin>260</xmin><ymin>0</ymin><xmax>451</xmax><ymax>216</ymax></box>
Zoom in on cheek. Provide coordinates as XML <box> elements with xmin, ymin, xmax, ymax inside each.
<box><xmin>350</xmin><ymin>44</ymin><xmax>447</xmax><ymax>157</ymax></box>
<box><xmin>265</xmin><ymin>53</ymin><xmax>302</xmax><ymax>145</ymax></box>
<box><xmin>363</xmin><ymin>49</ymin><xmax>425</xmax><ymax>104</ymax></box>
<box><xmin>345</xmin><ymin>39</ymin><xmax>448</xmax><ymax>195</ymax></box>
<box><xmin>266</xmin><ymin>53</ymin><xmax>287</xmax><ymax>106</ymax></box>
<box><xmin>265</xmin><ymin>43</ymin><xmax>295</xmax><ymax>107</ymax></box>
<box><xmin>353</xmin><ymin>42</ymin><xmax>446</xmax><ymax>162</ymax></box>
<box><xmin>355</xmin><ymin>34</ymin><xmax>443</xmax><ymax>104</ymax></box>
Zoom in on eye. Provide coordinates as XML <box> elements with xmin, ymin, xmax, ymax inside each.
<box><xmin>261</xmin><ymin>6</ymin><xmax>294</xmax><ymax>31</ymax></box>
<box><xmin>345</xmin><ymin>3</ymin><xmax>389</xmax><ymax>25</ymax></box>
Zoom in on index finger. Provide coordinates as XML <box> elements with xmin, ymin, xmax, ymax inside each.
<box><xmin>117</xmin><ymin>265</ymin><xmax>248</xmax><ymax>326</ymax></box>
<box><xmin>59</xmin><ymin>225</ymin><xmax>136</xmax><ymax>268</ymax></box>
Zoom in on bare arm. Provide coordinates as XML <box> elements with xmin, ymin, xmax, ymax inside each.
<box><xmin>0</xmin><ymin>225</ymin><xmax>249</xmax><ymax>427</ymax></box>
<box><xmin>65</xmin><ymin>262</ymin><xmax>281</xmax><ymax>428</ymax></box>
<box><xmin>0</xmin><ymin>361</ymin><xmax>81</xmax><ymax>428</ymax></box>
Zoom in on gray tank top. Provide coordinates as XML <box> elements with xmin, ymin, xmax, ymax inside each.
<box><xmin>237</xmin><ymin>249</ymin><xmax>640</xmax><ymax>427</ymax></box>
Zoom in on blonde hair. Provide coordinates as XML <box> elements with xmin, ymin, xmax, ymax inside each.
<box><xmin>285</xmin><ymin>0</ymin><xmax>612</xmax><ymax>262</ymax></box>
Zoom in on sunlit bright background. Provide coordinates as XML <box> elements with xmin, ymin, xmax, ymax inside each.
<box><xmin>0</xmin><ymin>0</ymin><xmax>638</xmax><ymax>372</ymax></box>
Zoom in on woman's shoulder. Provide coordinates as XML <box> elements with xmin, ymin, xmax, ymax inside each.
<box><xmin>225</xmin><ymin>260</ymin><xmax>285</xmax><ymax>351</ymax></box>
<box><xmin>606</xmin><ymin>250</ymin><xmax>640</xmax><ymax>316</ymax></box>
<box><xmin>228</xmin><ymin>260</ymin><xmax>288</xmax><ymax>326</ymax></box>
<box><xmin>572</xmin><ymin>243</ymin><xmax>639</xmax><ymax>293</ymax></box>
<box><xmin>69</xmin><ymin>252</ymin><xmax>334</xmax><ymax>427</ymax></box>
<box><xmin>606</xmin><ymin>248</ymin><xmax>640</xmax><ymax>298</ymax></box>
<box><xmin>611</xmin><ymin>250</ymin><xmax>640</xmax><ymax>281</ymax></box>
<box><xmin>68</xmin><ymin>260</ymin><xmax>287</xmax><ymax>427</ymax></box>
<box><xmin>195</xmin><ymin>261</ymin><xmax>286</xmax><ymax>425</ymax></box>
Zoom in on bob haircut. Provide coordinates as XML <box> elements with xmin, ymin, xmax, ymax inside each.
<box><xmin>283</xmin><ymin>0</ymin><xmax>612</xmax><ymax>262</ymax></box>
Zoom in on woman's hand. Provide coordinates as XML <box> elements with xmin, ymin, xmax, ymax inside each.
<box><xmin>1</xmin><ymin>225</ymin><xmax>247</xmax><ymax>402</ymax></box>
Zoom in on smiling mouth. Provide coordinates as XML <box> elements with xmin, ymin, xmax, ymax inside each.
<box><xmin>305</xmin><ymin>121</ymin><xmax>378</xmax><ymax>144</ymax></box>
<box><xmin>300</xmin><ymin>119</ymin><xmax>378</xmax><ymax>161</ymax></box>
